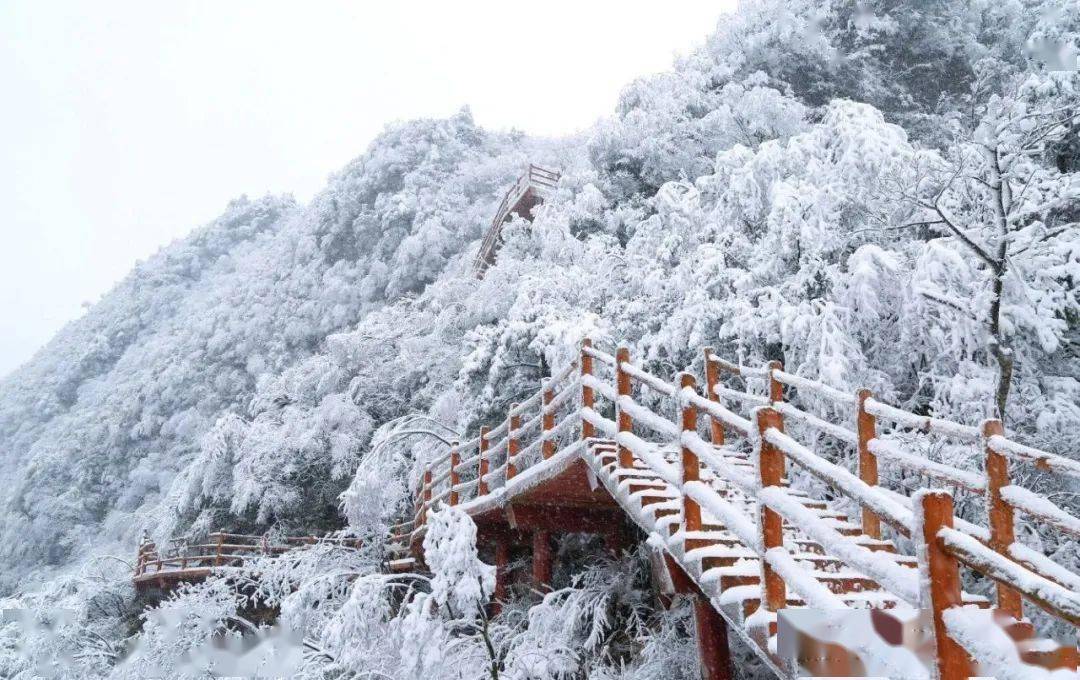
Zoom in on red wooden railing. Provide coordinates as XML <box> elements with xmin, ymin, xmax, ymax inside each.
<box><xmin>398</xmin><ymin>340</ymin><xmax>1080</xmax><ymax>679</ymax></box>
<box><xmin>473</xmin><ymin>164</ymin><xmax>559</xmax><ymax>275</ymax></box>
<box><xmin>134</xmin><ymin>532</ymin><xmax>361</xmax><ymax>581</ymax></box>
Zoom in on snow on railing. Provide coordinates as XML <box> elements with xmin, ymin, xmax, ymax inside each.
<box><xmin>863</xmin><ymin>397</ymin><xmax>981</xmax><ymax>442</ymax></box>
<box><xmin>867</xmin><ymin>438</ymin><xmax>987</xmax><ymax>493</ymax></box>
<box><xmin>936</xmin><ymin>523</ymin><xmax>1080</xmax><ymax>624</ymax></box>
<box><xmin>713</xmin><ymin>384</ymin><xmax>769</xmax><ymax>406</ymax></box>
<box><xmin>135</xmin><ymin>532</ymin><xmax>361</xmax><ymax>579</ymax></box>
<box><xmin>581</xmin><ymin>344</ymin><xmax>617</xmax><ymax>366</ymax></box>
<box><xmin>987</xmin><ymin>434</ymin><xmax>1080</xmax><ymax>480</ymax></box>
<box><xmin>474</xmin><ymin>164</ymin><xmax>560</xmax><ymax>275</ymax></box>
<box><xmin>701</xmin><ymin>349</ymin><xmax>1080</xmax><ymax>629</ymax></box>
<box><xmin>763</xmin><ymin>428</ymin><xmax>914</xmax><ymax>534</ymax></box>
<box><xmin>388</xmin><ymin>339</ymin><xmax>1080</xmax><ymax>679</ymax></box>
<box><xmin>406</xmin><ymin>350</ymin><xmax>584</xmax><ymax>537</ymax></box>
<box><xmin>772</xmin><ymin>368</ymin><xmax>856</xmax><ymax>406</ymax></box>
<box><xmin>942</xmin><ymin>607</ymin><xmax>1076</xmax><ymax>680</ymax></box>
<box><xmin>1000</xmin><ymin>484</ymin><xmax>1080</xmax><ymax>538</ymax></box>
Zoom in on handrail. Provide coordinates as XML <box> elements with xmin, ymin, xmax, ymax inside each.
<box><xmin>329</xmin><ymin>338</ymin><xmax>1078</xmax><ymax>679</ymax></box>
<box><xmin>131</xmin><ymin>334</ymin><xmax>1080</xmax><ymax>678</ymax></box>
<box><xmin>763</xmin><ymin>427</ymin><xmax>914</xmax><ymax>534</ymax></box>
<box><xmin>713</xmin><ymin>385</ymin><xmax>769</xmax><ymax>406</ymax></box>
<box><xmin>135</xmin><ymin>531</ymin><xmax>360</xmax><ymax>577</ymax></box>
<box><xmin>581</xmin><ymin>345</ymin><xmax>617</xmax><ymax>366</ymax></box>
<box><xmin>704</xmin><ymin>351</ymin><xmax>768</xmax><ymax>377</ymax></box>
<box><xmin>867</xmin><ymin>439</ymin><xmax>987</xmax><ymax>493</ymax></box>
<box><xmin>863</xmin><ymin>398</ymin><xmax>981</xmax><ymax>442</ymax></box>
<box><xmin>987</xmin><ymin>434</ymin><xmax>1080</xmax><ymax>479</ymax></box>
<box><xmin>474</xmin><ymin>164</ymin><xmax>560</xmax><ymax>274</ymax></box>
<box><xmin>936</xmin><ymin>510</ymin><xmax>1080</xmax><ymax>626</ymax></box>
<box><xmin>619</xmin><ymin>361</ymin><xmax>677</xmax><ymax>397</ymax></box>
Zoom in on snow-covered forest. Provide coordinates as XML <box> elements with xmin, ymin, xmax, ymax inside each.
<box><xmin>1</xmin><ymin>1</ymin><xmax>1078</xmax><ymax>678</ymax></box>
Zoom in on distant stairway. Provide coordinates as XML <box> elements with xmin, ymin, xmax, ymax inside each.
<box><xmin>473</xmin><ymin>164</ymin><xmax>559</xmax><ymax>277</ymax></box>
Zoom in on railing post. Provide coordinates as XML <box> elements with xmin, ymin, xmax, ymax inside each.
<box><xmin>477</xmin><ymin>427</ymin><xmax>490</xmax><ymax>497</ymax></box>
<box><xmin>983</xmin><ymin>419</ymin><xmax>1022</xmax><ymax>619</ymax></box>
<box><xmin>532</xmin><ymin>529</ymin><xmax>553</xmax><ymax>590</ymax></box>
<box><xmin>449</xmin><ymin>441</ymin><xmax>460</xmax><ymax>507</ymax></box>
<box><xmin>422</xmin><ymin>465</ymin><xmax>432</xmax><ymax>527</ymax></box>
<box><xmin>679</xmin><ymin>373</ymin><xmax>702</xmax><ymax>540</ymax></box>
<box><xmin>767</xmin><ymin>360</ymin><xmax>783</xmax><ymax>403</ymax></box>
<box><xmin>215</xmin><ymin>533</ymin><xmax>224</xmax><ymax>567</ymax></box>
<box><xmin>507</xmin><ymin>405</ymin><xmax>520</xmax><ymax>480</ymax></box>
<box><xmin>856</xmin><ymin>389</ymin><xmax>881</xmax><ymax>539</ymax></box>
<box><xmin>694</xmin><ymin>597</ymin><xmax>734</xmax><ymax>680</ymax></box>
<box><xmin>703</xmin><ymin>347</ymin><xmax>724</xmax><ymax>446</ymax></box>
<box><xmin>916</xmin><ymin>491</ymin><xmax>974</xmax><ymax>680</ymax></box>
<box><xmin>493</xmin><ymin>537</ymin><xmax>510</xmax><ymax>615</ymax></box>
<box><xmin>755</xmin><ymin>407</ymin><xmax>786</xmax><ymax>613</ymax></box>
<box><xmin>615</xmin><ymin>347</ymin><xmax>633</xmax><ymax>468</ymax></box>
<box><xmin>581</xmin><ymin>339</ymin><xmax>595</xmax><ymax>440</ymax></box>
<box><xmin>542</xmin><ymin>379</ymin><xmax>555</xmax><ymax>459</ymax></box>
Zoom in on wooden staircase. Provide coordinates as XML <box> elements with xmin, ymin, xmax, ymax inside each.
<box><xmin>387</xmin><ymin>339</ymin><xmax>1080</xmax><ymax>679</ymax></box>
<box><xmin>473</xmin><ymin>164</ymin><xmax>559</xmax><ymax>277</ymax></box>
<box><xmin>583</xmin><ymin>438</ymin><xmax>998</xmax><ymax>674</ymax></box>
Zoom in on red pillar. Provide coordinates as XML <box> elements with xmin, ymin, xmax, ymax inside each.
<box><xmin>493</xmin><ymin>538</ymin><xmax>510</xmax><ymax>614</ymax></box>
<box><xmin>694</xmin><ymin>598</ymin><xmax>733</xmax><ymax>680</ymax></box>
<box><xmin>532</xmin><ymin>530</ymin><xmax>553</xmax><ymax>590</ymax></box>
<box><xmin>918</xmin><ymin>491</ymin><xmax>974</xmax><ymax>680</ymax></box>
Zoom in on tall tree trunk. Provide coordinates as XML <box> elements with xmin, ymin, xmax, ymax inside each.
<box><xmin>986</xmin><ymin>145</ymin><xmax>1014</xmax><ymax>422</ymax></box>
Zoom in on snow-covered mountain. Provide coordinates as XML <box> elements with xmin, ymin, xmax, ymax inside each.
<box><xmin>2</xmin><ymin>2</ymin><xmax>1078</xmax><ymax>678</ymax></box>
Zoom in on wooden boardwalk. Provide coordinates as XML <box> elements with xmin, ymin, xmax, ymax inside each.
<box><xmin>134</xmin><ymin>532</ymin><xmax>360</xmax><ymax>590</ymax></box>
<box><xmin>390</xmin><ymin>340</ymin><xmax>1080</xmax><ymax>679</ymax></box>
<box><xmin>473</xmin><ymin>164</ymin><xmax>558</xmax><ymax>276</ymax></box>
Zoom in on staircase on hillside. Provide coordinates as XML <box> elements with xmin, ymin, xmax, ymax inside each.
<box><xmin>133</xmin><ymin>532</ymin><xmax>361</xmax><ymax>592</ymax></box>
<box><xmin>388</xmin><ymin>340</ymin><xmax>1080</xmax><ymax>680</ymax></box>
<box><xmin>132</xmin><ymin>338</ymin><xmax>1080</xmax><ymax>679</ymax></box>
<box><xmin>473</xmin><ymin>164</ymin><xmax>559</xmax><ymax>277</ymax></box>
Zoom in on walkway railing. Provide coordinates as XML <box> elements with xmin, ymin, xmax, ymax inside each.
<box><xmin>473</xmin><ymin>164</ymin><xmax>560</xmax><ymax>274</ymax></box>
<box><xmin>403</xmin><ymin>339</ymin><xmax>1080</xmax><ymax>678</ymax></box>
<box><xmin>135</xmin><ymin>532</ymin><xmax>361</xmax><ymax>580</ymax></box>
<box><xmin>408</xmin><ymin>349</ymin><xmax>584</xmax><ymax>530</ymax></box>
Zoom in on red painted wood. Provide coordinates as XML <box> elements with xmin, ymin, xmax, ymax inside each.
<box><xmin>702</xmin><ymin>347</ymin><xmax>724</xmax><ymax>446</ymax></box>
<box><xmin>477</xmin><ymin>426</ymin><xmax>490</xmax><ymax>497</ymax></box>
<box><xmin>918</xmin><ymin>491</ymin><xmax>974</xmax><ymax>680</ymax></box>
<box><xmin>616</xmin><ymin>347</ymin><xmax>633</xmax><ymax>468</ymax></box>
<box><xmin>694</xmin><ymin>597</ymin><xmax>733</xmax><ymax>680</ymax></box>
<box><xmin>663</xmin><ymin>552</ymin><xmax>696</xmax><ymax>596</ymax></box>
<box><xmin>680</xmin><ymin>373</ymin><xmax>702</xmax><ymax>538</ymax></box>
<box><xmin>542</xmin><ymin>382</ymin><xmax>555</xmax><ymax>460</ymax></box>
<box><xmin>494</xmin><ymin>538</ymin><xmax>510</xmax><ymax>614</ymax></box>
<box><xmin>532</xmin><ymin>530</ymin><xmax>552</xmax><ymax>589</ymax></box>
<box><xmin>984</xmin><ymin>418</ymin><xmax>1022</xmax><ymax>619</ymax></box>
<box><xmin>766</xmin><ymin>360</ymin><xmax>783</xmax><ymax>403</ymax></box>
<box><xmin>449</xmin><ymin>442</ymin><xmax>460</xmax><ymax>506</ymax></box>
<box><xmin>856</xmin><ymin>389</ymin><xmax>881</xmax><ymax>538</ymax></box>
<box><xmin>507</xmin><ymin>406</ymin><xmax>520</xmax><ymax>479</ymax></box>
<box><xmin>581</xmin><ymin>339</ymin><xmax>595</xmax><ymax>440</ymax></box>
<box><xmin>755</xmin><ymin>407</ymin><xmax>786</xmax><ymax>612</ymax></box>
<box><xmin>504</xmin><ymin>503</ymin><xmax>623</xmax><ymax>533</ymax></box>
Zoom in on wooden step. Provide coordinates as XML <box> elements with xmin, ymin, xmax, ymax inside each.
<box><xmin>1018</xmin><ymin>639</ymin><xmax>1080</xmax><ymax>671</ymax></box>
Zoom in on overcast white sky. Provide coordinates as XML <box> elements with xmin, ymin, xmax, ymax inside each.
<box><xmin>0</xmin><ymin>1</ymin><xmax>733</xmax><ymax>377</ymax></box>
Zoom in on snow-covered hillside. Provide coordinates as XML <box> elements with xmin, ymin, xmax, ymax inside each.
<box><xmin>1</xmin><ymin>1</ymin><xmax>1078</xmax><ymax>678</ymax></box>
